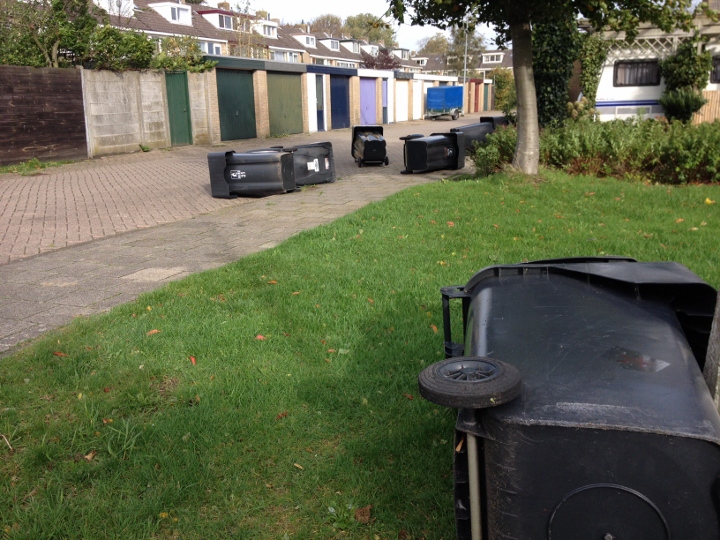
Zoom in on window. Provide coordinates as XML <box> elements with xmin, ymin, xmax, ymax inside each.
<box><xmin>613</xmin><ymin>60</ymin><xmax>660</xmax><ymax>87</ymax></box>
<box><xmin>330</xmin><ymin>40</ymin><xmax>339</xmax><ymax>50</ymax></box>
<box><xmin>353</xmin><ymin>43</ymin><xmax>359</xmax><ymax>53</ymax></box>
<box><xmin>401</xmin><ymin>50</ymin><xmax>408</xmax><ymax>59</ymax></box>
<box><xmin>337</xmin><ymin>61</ymin><xmax>355</xmax><ymax>68</ymax></box>
<box><xmin>313</xmin><ymin>58</ymin><xmax>328</xmax><ymax>65</ymax></box>
<box><xmin>263</xmin><ymin>25</ymin><xmax>276</xmax><ymax>37</ymax></box>
<box><xmin>290</xmin><ymin>52</ymin><xmax>299</xmax><ymax>62</ymax></box>
<box><xmin>712</xmin><ymin>57</ymin><xmax>720</xmax><ymax>83</ymax></box>
<box><xmin>305</xmin><ymin>36</ymin><xmax>315</xmax><ymax>46</ymax></box>
<box><xmin>170</xmin><ymin>6</ymin><xmax>188</xmax><ymax>23</ymax></box>
<box><xmin>219</xmin><ymin>14</ymin><xmax>233</xmax><ymax>29</ymax></box>
<box><xmin>483</xmin><ymin>53</ymin><xmax>503</xmax><ymax>63</ymax></box>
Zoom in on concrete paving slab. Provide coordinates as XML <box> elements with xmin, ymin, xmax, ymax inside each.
<box><xmin>0</xmin><ymin>116</ymin><xmax>486</xmax><ymax>355</ymax></box>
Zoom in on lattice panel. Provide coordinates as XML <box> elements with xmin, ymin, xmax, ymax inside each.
<box><xmin>607</xmin><ymin>37</ymin><xmax>685</xmax><ymax>61</ymax></box>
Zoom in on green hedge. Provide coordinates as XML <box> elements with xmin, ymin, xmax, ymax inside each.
<box><xmin>473</xmin><ymin>119</ymin><xmax>720</xmax><ymax>184</ymax></box>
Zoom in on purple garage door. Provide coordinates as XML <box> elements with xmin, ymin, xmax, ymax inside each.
<box><xmin>360</xmin><ymin>78</ymin><xmax>377</xmax><ymax>125</ymax></box>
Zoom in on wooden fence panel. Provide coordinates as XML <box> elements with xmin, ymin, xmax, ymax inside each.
<box><xmin>693</xmin><ymin>90</ymin><xmax>720</xmax><ymax>125</ymax></box>
<box><xmin>0</xmin><ymin>66</ymin><xmax>87</xmax><ymax>165</ymax></box>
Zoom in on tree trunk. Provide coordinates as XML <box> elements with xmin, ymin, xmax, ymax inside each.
<box><xmin>509</xmin><ymin>20</ymin><xmax>539</xmax><ymax>175</ymax></box>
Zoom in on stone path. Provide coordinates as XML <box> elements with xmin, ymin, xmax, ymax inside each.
<box><xmin>0</xmin><ymin>116</ymin><xmax>484</xmax><ymax>354</ymax></box>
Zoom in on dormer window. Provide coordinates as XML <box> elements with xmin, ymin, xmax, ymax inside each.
<box><xmin>306</xmin><ymin>36</ymin><xmax>315</xmax><ymax>46</ymax></box>
<box><xmin>219</xmin><ymin>14</ymin><xmax>233</xmax><ymax>29</ymax></box>
<box><xmin>483</xmin><ymin>53</ymin><xmax>503</xmax><ymax>63</ymax></box>
<box><xmin>263</xmin><ymin>24</ymin><xmax>276</xmax><ymax>37</ymax></box>
<box><xmin>330</xmin><ymin>40</ymin><xmax>339</xmax><ymax>51</ymax></box>
<box><xmin>352</xmin><ymin>43</ymin><xmax>359</xmax><ymax>53</ymax></box>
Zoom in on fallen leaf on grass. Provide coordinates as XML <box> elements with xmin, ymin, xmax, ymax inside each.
<box><xmin>146</xmin><ymin>329</ymin><xmax>160</xmax><ymax>336</ymax></box>
<box><xmin>706</xmin><ymin>198</ymin><xmax>716</xmax><ymax>205</ymax></box>
<box><xmin>327</xmin><ymin>349</ymin><xmax>336</xmax><ymax>353</ymax></box>
<box><xmin>84</xmin><ymin>450</ymin><xmax>97</xmax><ymax>462</ymax></box>
<box><xmin>430</xmin><ymin>324</ymin><xmax>438</xmax><ymax>333</ymax></box>
<box><xmin>53</xmin><ymin>351</ymin><xmax>68</xmax><ymax>357</ymax></box>
<box><xmin>354</xmin><ymin>505</ymin><xmax>373</xmax><ymax>524</ymax></box>
<box><xmin>492</xmin><ymin>224</ymin><xmax>499</xmax><ymax>229</ymax></box>
<box><xmin>339</xmin><ymin>349</ymin><xmax>349</xmax><ymax>355</ymax></box>
<box><xmin>275</xmin><ymin>411</ymin><xmax>288</xmax><ymax>420</ymax></box>
<box><xmin>293</xmin><ymin>463</ymin><xmax>304</xmax><ymax>470</ymax></box>
<box><xmin>447</xmin><ymin>221</ymin><xmax>455</xmax><ymax>227</ymax></box>
<box><xmin>675</xmin><ymin>218</ymin><xmax>684</xmax><ymax>223</ymax></box>
<box><xmin>292</xmin><ymin>291</ymin><xmax>300</xmax><ymax>295</ymax></box>
<box><xmin>102</xmin><ymin>418</ymin><xmax>113</xmax><ymax>424</ymax></box>
<box><xmin>267</xmin><ymin>280</ymin><xmax>278</xmax><ymax>285</ymax></box>
<box><xmin>367</xmin><ymin>297</ymin><xmax>374</xmax><ymax>304</ymax></box>
<box><xmin>403</xmin><ymin>393</ymin><xmax>415</xmax><ymax>401</ymax></box>
<box><xmin>189</xmin><ymin>356</ymin><xmax>196</xmax><ymax>365</ymax></box>
<box><xmin>256</xmin><ymin>335</ymin><xmax>266</xmax><ymax>341</ymax></box>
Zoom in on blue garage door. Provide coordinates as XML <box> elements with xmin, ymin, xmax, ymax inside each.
<box><xmin>330</xmin><ymin>76</ymin><xmax>350</xmax><ymax>130</ymax></box>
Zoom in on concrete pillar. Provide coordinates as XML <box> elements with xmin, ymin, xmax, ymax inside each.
<box><xmin>325</xmin><ymin>74</ymin><xmax>332</xmax><ymax>130</ymax></box>
<box><xmin>301</xmin><ymin>72</ymin><xmax>309</xmax><ymax>133</ymax></box>
<box><xmin>376</xmin><ymin>77</ymin><xmax>383</xmax><ymax>125</ymax></box>
<box><xmin>350</xmin><ymin>76</ymin><xmax>361</xmax><ymax>127</ymax></box>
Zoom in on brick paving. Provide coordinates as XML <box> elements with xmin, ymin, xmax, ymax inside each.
<box><xmin>0</xmin><ymin>116</ymin><xmax>485</xmax><ymax>355</ymax></box>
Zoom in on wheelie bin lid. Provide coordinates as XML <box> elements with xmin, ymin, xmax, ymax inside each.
<box><xmin>457</xmin><ymin>257</ymin><xmax>720</xmax><ymax>444</ymax></box>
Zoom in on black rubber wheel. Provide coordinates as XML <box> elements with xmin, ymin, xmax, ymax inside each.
<box><xmin>384</xmin><ymin>157</ymin><xmax>389</xmax><ymax>166</ymax></box>
<box><xmin>418</xmin><ymin>356</ymin><xmax>521</xmax><ymax>409</ymax></box>
<box><xmin>452</xmin><ymin>111</ymin><xmax>459</xmax><ymax>120</ymax></box>
<box><xmin>358</xmin><ymin>159</ymin><xmax>363</xmax><ymax>168</ymax></box>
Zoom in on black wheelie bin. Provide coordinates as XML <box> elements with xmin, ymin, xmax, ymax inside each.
<box><xmin>450</xmin><ymin>122</ymin><xmax>494</xmax><ymax>154</ymax></box>
<box><xmin>351</xmin><ymin>125</ymin><xmax>389</xmax><ymax>167</ymax></box>
<box><xmin>208</xmin><ymin>148</ymin><xmax>295</xmax><ymax>198</ymax></box>
<box><xmin>289</xmin><ymin>142</ymin><xmax>336</xmax><ymax>186</ymax></box>
<box><xmin>399</xmin><ymin>132</ymin><xmax>465</xmax><ymax>174</ymax></box>
<box><xmin>418</xmin><ymin>257</ymin><xmax>720</xmax><ymax>540</ymax></box>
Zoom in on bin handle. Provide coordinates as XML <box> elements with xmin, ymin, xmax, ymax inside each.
<box><xmin>441</xmin><ymin>285</ymin><xmax>469</xmax><ymax>359</ymax></box>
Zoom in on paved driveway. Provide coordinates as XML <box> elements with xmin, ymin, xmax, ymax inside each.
<box><xmin>0</xmin><ymin>115</ymin><xmax>487</xmax><ymax>354</ymax></box>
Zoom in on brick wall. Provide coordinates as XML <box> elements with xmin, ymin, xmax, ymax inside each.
<box><xmin>253</xmin><ymin>70</ymin><xmax>270</xmax><ymax>138</ymax></box>
<box><xmin>350</xmin><ymin>76</ymin><xmax>361</xmax><ymax>126</ymax></box>
<box><xmin>301</xmin><ymin>73</ymin><xmax>310</xmax><ymax>133</ymax></box>
<box><xmin>375</xmin><ymin>78</ymin><xmax>383</xmax><ymax>124</ymax></box>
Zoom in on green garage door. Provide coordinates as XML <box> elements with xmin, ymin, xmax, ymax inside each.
<box><xmin>267</xmin><ymin>72</ymin><xmax>303</xmax><ymax>136</ymax></box>
<box><xmin>165</xmin><ymin>71</ymin><xmax>193</xmax><ymax>146</ymax></box>
<box><xmin>216</xmin><ymin>69</ymin><xmax>256</xmax><ymax>141</ymax></box>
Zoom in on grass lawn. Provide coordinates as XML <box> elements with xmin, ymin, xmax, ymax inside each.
<box><xmin>1</xmin><ymin>170</ymin><xmax>718</xmax><ymax>539</ymax></box>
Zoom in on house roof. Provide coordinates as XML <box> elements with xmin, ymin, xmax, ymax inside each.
<box><xmin>108</xmin><ymin>0</ymin><xmax>231</xmax><ymax>42</ymax></box>
<box><xmin>476</xmin><ymin>49</ymin><xmax>513</xmax><ymax>71</ymax></box>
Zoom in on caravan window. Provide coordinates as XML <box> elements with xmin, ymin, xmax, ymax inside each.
<box><xmin>613</xmin><ymin>60</ymin><xmax>660</xmax><ymax>87</ymax></box>
<box><xmin>711</xmin><ymin>57</ymin><xmax>720</xmax><ymax>83</ymax></box>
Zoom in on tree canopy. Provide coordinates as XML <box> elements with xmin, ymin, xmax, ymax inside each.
<box><xmin>309</xmin><ymin>14</ymin><xmax>343</xmax><ymax>37</ymax></box>
<box><xmin>416</xmin><ymin>33</ymin><xmax>449</xmax><ymax>56</ymax></box>
<box><xmin>344</xmin><ymin>13</ymin><xmax>397</xmax><ymax>47</ymax></box>
<box><xmin>360</xmin><ymin>48</ymin><xmax>402</xmax><ymax>69</ymax></box>
<box><xmin>389</xmin><ymin>0</ymin><xmax>705</xmax><ymax>174</ymax></box>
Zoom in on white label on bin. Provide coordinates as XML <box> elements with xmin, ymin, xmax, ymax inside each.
<box><xmin>307</xmin><ymin>159</ymin><xmax>319</xmax><ymax>172</ymax></box>
<box><xmin>230</xmin><ymin>170</ymin><xmax>246</xmax><ymax>179</ymax></box>
<box><xmin>325</xmin><ymin>158</ymin><xmax>329</xmax><ymax>170</ymax></box>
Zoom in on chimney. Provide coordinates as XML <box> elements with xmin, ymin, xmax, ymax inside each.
<box><xmin>218</xmin><ymin>1</ymin><xmax>229</xmax><ymax>9</ymax></box>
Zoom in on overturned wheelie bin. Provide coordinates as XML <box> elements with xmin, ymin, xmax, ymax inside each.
<box><xmin>208</xmin><ymin>142</ymin><xmax>335</xmax><ymax>198</ymax></box>
<box><xmin>450</xmin><ymin>122</ymin><xmax>494</xmax><ymax>155</ymax></box>
<box><xmin>208</xmin><ymin>148</ymin><xmax>294</xmax><ymax>198</ymax></box>
<box><xmin>351</xmin><ymin>125</ymin><xmax>389</xmax><ymax>167</ymax></box>
<box><xmin>418</xmin><ymin>257</ymin><xmax>720</xmax><ymax>540</ymax></box>
<box><xmin>290</xmin><ymin>142</ymin><xmax>336</xmax><ymax>186</ymax></box>
<box><xmin>399</xmin><ymin>132</ymin><xmax>465</xmax><ymax>174</ymax></box>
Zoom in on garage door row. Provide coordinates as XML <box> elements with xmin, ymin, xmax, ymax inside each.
<box><xmin>213</xmin><ymin>67</ymin><xmax>391</xmax><ymax>142</ymax></box>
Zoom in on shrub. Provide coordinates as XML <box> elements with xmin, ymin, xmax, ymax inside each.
<box><xmin>472</xmin><ymin>118</ymin><xmax>720</xmax><ymax>184</ymax></box>
<box><xmin>491</xmin><ymin>68</ymin><xmax>517</xmax><ymax>123</ymax></box>
<box><xmin>659</xmin><ymin>87</ymin><xmax>707</xmax><ymax>124</ymax></box>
